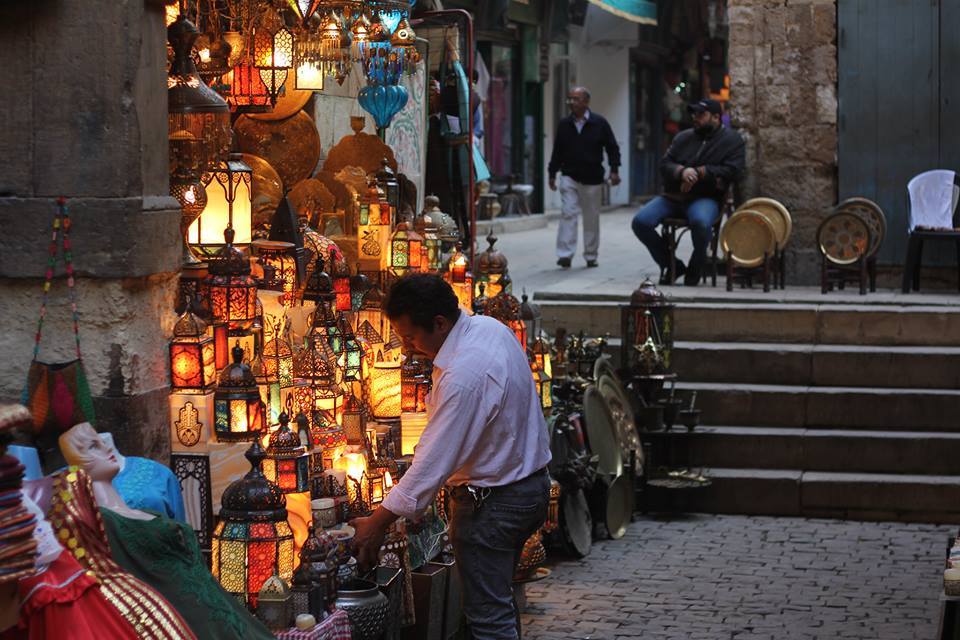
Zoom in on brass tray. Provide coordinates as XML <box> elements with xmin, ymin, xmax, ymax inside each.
<box><xmin>835</xmin><ymin>197</ymin><xmax>885</xmax><ymax>258</ymax></box>
<box><xmin>603</xmin><ymin>474</ymin><xmax>633</xmax><ymax>540</ymax></box>
<box><xmin>720</xmin><ymin>209</ymin><xmax>777</xmax><ymax>267</ymax></box>
<box><xmin>240</xmin><ymin>153</ymin><xmax>283</xmax><ymax>230</ymax></box>
<box><xmin>582</xmin><ymin>385</ymin><xmax>622</xmax><ymax>478</ymax></box>
<box><xmin>596</xmin><ymin>373</ymin><xmax>643</xmax><ymax>477</ymax></box>
<box><xmin>738</xmin><ymin>197</ymin><xmax>792</xmax><ymax>248</ymax></box>
<box><xmin>592</xmin><ymin>353</ymin><xmax>618</xmax><ymax>384</ymax></box>
<box><xmin>558</xmin><ymin>487</ymin><xmax>592</xmax><ymax>559</ymax></box>
<box><xmin>818</xmin><ymin>211</ymin><xmax>871</xmax><ymax>265</ymax></box>
<box><xmin>247</xmin><ymin>76</ymin><xmax>312</xmax><ymax>122</ymax></box>
<box><xmin>235</xmin><ymin>110</ymin><xmax>321</xmax><ymax>188</ymax></box>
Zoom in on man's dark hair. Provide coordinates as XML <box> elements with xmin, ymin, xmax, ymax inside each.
<box><xmin>383</xmin><ymin>273</ymin><xmax>460</xmax><ymax>332</ymax></box>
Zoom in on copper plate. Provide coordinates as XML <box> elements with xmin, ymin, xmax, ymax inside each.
<box><xmin>818</xmin><ymin>212</ymin><xmax>871</xmax><ymax>265</ymax></box>
<box><xmin>720</xmin><ymin>209</ymin><xmax>777</xmax><ymax>267</ymax></box>
<box><xmin>835</xmin><ymin>197</ymin><xmax>885</xmax><ymax>258</ymax></box>
<box><xmin>558</xmin><ymin>488</ymin><xmax>592</xmax><ymax>559</ymax></box>
<box><xmin>583</xmin><ymin>385</ymin><xmax>622</xmax><ymax>477</ymax></box>
<box><xmin>604</xmin><ymin>474</ymin><xmax>633</xmax><ymax>540</ymax></box>
<box><xmin>597</xmin><ymin>373</ymin><xmax>643</xmax><ymax>477</ymax></box>
<box><xmin>737</xmin><ymin>197</ymin><xmax>792</xmax><ymax>248</ymax></box>
<box><xmin>235</xmin><ymin>110</ymin><xmax>321</xmax><ymax>188</ymax></box>
<box><xmin>247</xmin><ymin>76</ymin><xmax>312</xmax><ymax>122</ymax></box>
<box><xmin>288</xmin><ymin>178</ymin><xmax>335</xmax><ymax>224</ymax></box>
<box><xmin>240</xmin><ymin>153</ymin><xmax>284</xmax><ymax>229</ymax></box>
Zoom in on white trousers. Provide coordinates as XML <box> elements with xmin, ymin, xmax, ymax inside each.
<box><xmin>556</xmin><ymin>175</ymin><xmax>603</xmax><ymax>262</ymax></box>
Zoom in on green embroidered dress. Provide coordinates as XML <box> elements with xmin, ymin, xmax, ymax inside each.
<box><xmin>100</xmin><ymin>507</ymin><xmax>275</xmax><ymax>640</ymax></box>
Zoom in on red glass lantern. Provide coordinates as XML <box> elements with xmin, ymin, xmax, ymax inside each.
<box><xmin>389</xmin><ymin>222</ymin><xmax>423</xmax><ymax>276</ymax></box>
<box><xmin>485</xmin><ymin>291</ymin><xmax>526</xmax><ymax>346</ymax></box>
<box><xmin>262</xmin><ymin>412</ymin><xmax>310</xmax><ymax>494</ymax></box>
<box><xmin>214</xmin><ymin>343</ymin><xmax>268</xmax><ymax>442</ymax></box>
<box><xmin>205</xmin><ymin>227</ymin><xmax>259</xmax><ymax>329</ymax></box>
<box><xmin>169</xmin><ymin>309</ymin><xmax>216</xmax><ymax>392</ymax></box>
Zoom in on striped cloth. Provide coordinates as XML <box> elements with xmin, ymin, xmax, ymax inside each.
<box><xmin>276</xmin><ymin>610</ymin><xmax>352</xmax><ymax>640</ymax></box>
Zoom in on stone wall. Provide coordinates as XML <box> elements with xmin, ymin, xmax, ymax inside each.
<box><xmin>0</xmin><ymin>1</ymin><xmax>180</xmax><ymax>461</ymax></box>
<box><xmin>727</xmin><ymin>0</ymin><xmax>838</xmax><ymax>284</ymax></box>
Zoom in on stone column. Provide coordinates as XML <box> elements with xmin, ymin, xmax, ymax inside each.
<box><xmin>0</xmin><ymin>0</ymin><xmax>180</xmax><ymax>461</ymax></box>
<box><xmin>727</xmin><ymin>0</ymin><xmax>838</xmax><ymax>284</ymax></box>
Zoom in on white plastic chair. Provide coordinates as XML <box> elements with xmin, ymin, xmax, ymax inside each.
<box><xmin>902</xmin><ymin>170</ymin><xmax>960</xmax><ymax>292</ymax></box>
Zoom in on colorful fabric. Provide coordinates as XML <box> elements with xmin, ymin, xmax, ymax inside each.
<box><xmin>275</xmin><ymin>610</ymin><xmax>352</xmax><ymax>640</ymax></box>
<box><xmin>46</xmin><ymin>468</ymin><xmax>196</xmax><ymax>640</ymax></box>
<box><xmin>100</xmin><ymin>507</ymin><xmax>274</xmax><ymax>640</ymax></box>
<box><xmin>112</xmin><ymin>457</ymin><xmax>186</xmax><ymax>522</ymax></box>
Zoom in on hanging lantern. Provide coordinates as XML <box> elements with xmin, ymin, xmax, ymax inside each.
<box><xmin>444</xmin><ymin>241</ymin><xmax>474</xmax><ymax>311</ymax></box>
<box><xmin>475</xmin><ymin>232</ymin><xmax>509</xmax><ymax>298</ymax></box>
<box><xmin>367</xmin><ymin>360</ymin><xmax>401</xmax><ymax>419</ymax></box>
<box><xmin>211</xmin><ymin>440</ymin><xmax>295</xmax><ymax>607</ymax></box>
<box><xmin>349</xmin><ymin>12</ymin><xmax>371</xmax><ymax>62</ymax></box>
<box><xmin>167</xmin><ymin>15</ymin><xmax>231</xmax><ymax>175</ymax></box>
<box><xmin>485</xmin><ymin>291</ymin><xmax>526</xmax><ymax>346</ymax></box>
<box><xmin>214</xmin><ymin>343</ymin><xmax>268</xmax><ymax>442</ymax></box>
<box><xmin>262</xmin><ymin>412</ymin><xmax>310</xmax><ymax>494</ymax></box>
<box><xmin>252</xmin><ymin>239</ymin><xmax>299</xmax><ymax>300</ymax></box>
<box><xmin>224</xmin><ymin>57</ymin><xmax>273</xmax><ymax>113</ymax></box>
<box><xmin>388</xmin><ymin>222</ymin><xmax>423</xmax><ymax>277</ymax></box>
<box><xmin>253</xmin><ymin>5</ymin><xmax>294</xmax><ymax>105</ymax></box>
<box><xmin>389</xmin><ymin>17</ymin><xmax>420</xmax><ymax>76</ymax></box>
<box><xmin>169</xmin><ymin>307</ymin><xmax>217</xmax><ymax>392</ymax></box>
<box><xmin>189</xmin><ymin>154</ymin><xmax>254</xmax><ymax>256</ymax></box>
<box><xmin>204</xmin><ymin>227</ymin><xmax>259</xmax><ymax>328</ymax></box>
<box><xmin>295</xmin><ymin>10</ymin><xmax>350</xmax><ymax>91</ymax></box>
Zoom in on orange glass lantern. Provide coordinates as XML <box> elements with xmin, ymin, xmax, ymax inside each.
<box><xmin>214</xmin><ymin>344</ymin><xmax>267</xmax><ymax>442</ymax></box>
<box><xmin>189</xmin><ymin>154</ymin><xmax>253</xmax><ymax>256</ymax></box>
<box><xmin>444</xmin><ymin>242</ymin><xmax>474</xmax><ymax>311</ymax></box>
<box><xmin>169</xmin><ymin>308</ymin><xmax>216</xmax><ymax>392</ymax></box>
<box><xmin>310</xmin><ymin>416</ymin><xmax>347</xmax><ymax>474</ymax></box>
<box><xmin>400</xmin><ymin>355</ymin><xmax>430</xmax><ymax>414</ymax></box>
<box><xmin>475</xmin><ymin>232</ymin><xmax>509</xmax><ymax>298</ymax></box>
<box><xmin>253</xmin><ymin>5</ymin><xmax>294</xmax><ymax>105</ymax></box>
<box><xmin>485</xmin><ymin>291</ymin><xmax>526</xmax><ymax>346</ymax></box>
<box><xmin>341</xmin><ymin>393</ymin><xmax>366</xmax><ymax>445</ymax></box>
<box><xmin>262</xmin><ymin>412</ymin><xmax>310</xmax><ymax>493</ymax></box>
<box><xmin>389</xmin><ymin>222</ymin><xmax>423</xmax><ymax>276</ymax></box>
<box><xmin>205</xmin><ymin>228</ymin><xmax>259</xmax><ymax>329</ymax></box>
<box><xmin>368</xmin><ymin>360</ymin><xmax>401</xmax><ymax>419</ymax></box>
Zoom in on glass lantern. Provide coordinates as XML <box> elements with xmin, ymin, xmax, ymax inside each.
<box><xmin>169</xmin><ymin>308</ymin><xmax>216</xmax><ymax>392</ymax></box>
<box><xmin>485</xmin><ymin>291</ymin><xmax>526</xmax><ymax>346</ymax></box>
<box><xmin>311</xmin><ymin>417</ymin><xmax>347</xmax><ymax>474</ymax></box>
<box><xmin>388</xmin><ymin>222</ymin><xmax>423</xmax><ymax>277</ymax></box>
<box><xmin>367</xmin><ymin>360</ymin><xmax>401</xmax><ymax>419</ymax></box>
<box><xmin>205</xmin><ymin>227</ymin><xmax>259</xmax><ymax>329</ymax></box>
<box><xmin>261</xmin><ymin>323</ymin><xmax>294</xmax><ymax>388</ymax></box>
<box><xmin>262</xmin><ymin>412</ymin><xmax>310</xmax><ymax>494</ymax></box>
<box><xmin>341</xmin><ymin>393</ymin><xmax>366</xmax><ymax>445</ymax></box>
<box><xmin>256</xmin><ymin>575</ymin><xmax>293</xmax><ymax>632</ymax></box>
<box><xmin>253</xmin><ymin>239</ymin><xmax>298</xmax><ymax>300</ymax></box>
<box><xmin>400</xmin><ymin>355</ymin><xmax>429</xmax><ymax>414</ymax></box>
<box><xmin>253</xmin><ymin>5</ymin><xmax>294</xmax><ymax>105</ymax></box>
<box><xmin>444</xmin><ymin>242</ymin><xmax>473</xmax><ymax>311</ymax></box>
<box><xmin>519</xmin><ymin>293</ymin><xmax>541</xmax><ymax>350</ymax></box>
<box><xmin>189</xmin><ymin>155</ymin><xmax>253</xmax><ymax>256</ymax></box>
<box><xmin>211</xmin><ymin>440</ymin><xmax>295</xmax><ymax>608</ymax></box>
<box><xmin>475</xmin><ymin>232</ymin><xmax>509</xmax><ymax>298</ymax></box>
<box><xmin>619</xmin><ymin>278</ymin><xmax>674</xmax><ymax>375</ymax></box>
<box><xmin>214</xmin><ymin>343</ymin><xmax>267</xmax><ymax>442</ymax></box>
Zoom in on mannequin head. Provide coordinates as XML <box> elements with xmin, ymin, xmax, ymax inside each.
<box><xmin>59</xmin><ymin>422</ymin><xmax>121</xmax><ymax>482</ymax></box>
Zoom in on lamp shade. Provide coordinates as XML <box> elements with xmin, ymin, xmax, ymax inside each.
<box><xmin>368</xmin><ymin>360</ymin><xmax>401</xmax><ymax>419</ymax></box>
<box><xmin>189</xmin><ymin>155</ymin><xmax>253</xmax><ymax>255</ymax></box>
<box><xmin>205</xmin><ymin>227</ymin><xmax>259</xmax><ymax>328</ymax></box>
<box><xmin>211</xmin><ymin>440</ymin><xmax>295</xmax><ymax>608</ymax></box>
<box><xmin>169</xmin><ymin>309</ymin><xmax>216</xmax><ymax>392</ymax></box>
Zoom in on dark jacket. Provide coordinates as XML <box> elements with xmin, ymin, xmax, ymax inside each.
<box><xmin>661</xmin><ymin>125</ymin><xmax>745</xmax><ymax>201</ymax></box>
<box><xmin>548</xmin><ymin>112</ymin><xmax>621</xmax><ymax>185</ymax></box>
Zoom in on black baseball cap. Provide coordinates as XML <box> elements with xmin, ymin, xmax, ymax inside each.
<box><xmin>688</xmin><ymin>99</ymin><xmax>722</xmax><ymax>115</ymax></box>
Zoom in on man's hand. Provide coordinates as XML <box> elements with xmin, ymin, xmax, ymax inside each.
<box><xmin>350</xmin><ymin>515</ymin><xmax>387</xmax><ymax>572</ymax></box>
<box><xmin>548</xmin><ymin>177</ymin><xmax>557</xmax><ymax>191</ymax></box>
<box><xmin>609</xmin><ymin>171</ymin><xmax>621</xmax><ymax>187</ymax></box>
<box><xmin>680</xmin><ymin>167</ymin><xmax>699</xmax><ymax>193</ymax></box>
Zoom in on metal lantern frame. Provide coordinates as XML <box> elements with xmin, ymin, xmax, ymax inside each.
<box><xmin>261</xmin><ymin>322</ymin><xmax>294</xmax><ymax>388</ymax></box>
<box><xmin>211</xmin><ymin>440</ymin><xmax>295</xmax><ymax>608</ymax></box>
<box><xmin>169</xmin><ymin>309</ymin><xmax>217</xmax><ymax>392</ymax></box>
<box><xmin>253</xmin><ymin>4</ymin><xmax>294</xmax><ymax>105</ymax></box>
<box><xmin>474</xmin><ymin>232</ymin><xmax>509</xmax><ymax>298</ymax></box>
<box><xmin>485</xmin><ymin>291</ymin><xmax>526</xmax><ymax>346</ymax></box>
<box><xmin>262</xmin><ymin>412</ymin><xmax>310</xmax><ymax>494</ymax></box>
<box><xmin>619</xmin><ymin>279</ymin><xmax>674</xmax><ymax>375</ymax></box>
<box><xmin>253</xmin><ymin>239</ymin><xmax>299</xmax><ymax>299</ymax></box>
<box><xmin>400</xmin><ymin>355</ymin><xmax>429</xmax><ymax>414</ymax></box>
<box><xmin>214</xmin><ymin>343</ymin><xmax>268</xmax><ymax>442</ymax></box>
<box><xmin>388</xmin><ymin>222</ymin><xmax>423</xmax><ymax>276</ymax></box>
<box><xmin>190</xmin><ymin>155</ymin><xmax>254</xmax><ymax>257</ymax></box>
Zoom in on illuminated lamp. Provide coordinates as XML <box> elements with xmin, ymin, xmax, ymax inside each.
<box><xmin>400</xmin><ymin>356</ymin><xmax>429</xmax><ymax>414</ymax></box>
<box><xmin>356</xmin><ymin>180</ymin><xmax>391</xmax><ymax>269</ymax></box>
<box><xmin>349</xmin><ymin>12</ymin><xmax>371</xmax><ymax>62</ymax></box>
<box><xmin>262</xmin><ymin>412</ymin><xmax>310</xmax><ymax>493</ymax></box>
<box><xmin>292</xmin><ymin>342</ymin><xmax>344</xmax><ymax>425</ymax></box>
<box><xmin>214</xmin><ymin>343</ymin><xmax>267</xmax><ymax>442</ymax></box>
<box><xmin>413</xmin><ymin>209</ymin><xmax>441</xmax><ymax>273</ymax></box>
<box><xmin>341</xmin><ymin>393</ymin><xmax>366</xmax><ymax>445</ymax></box>
<box><xmin>262</xmin><ymin>323</ymin><xmax>294</xmax><ymax>388</ymax></box>
<box><xmin>253</xmin><ymin>240</ymin><xmax>298</xmax><ymax>301</ymax></box>
<box><xmin>170</xmin><ymin>167</ymin><xmax>209</xmax><ymax>266</ymax></box>
<box><xmin>310</xmin><ymin>415</ymin><xmax>347</xmax><ymax>474</ymax></box>
<box><xmin>211</xmin><ymin>440</ymin><xmax>295</xmax><ymax>608</ymax></box>
<box><xmin>388</xmin><ymin>222</ymin><xmax>423</xmax><ymax>277</ymax></box>
<box><xmin>531</xmin><ymin>334</ymin><xmax>553</xmax><ymax>379</ymax></box>
<box><xmin>364</xmin><ymin>469</ymin><xmax>385</xmax><ymax>506</ymax></box>
<box><xmin>333</xmin><ymin>452</ymin><xmax>367</xmax><ymax>502</ymax></box>
<box><xmin>331</xmin><ymin>261</ymin><xmax>352</xmax><ymax>312</ymax></box>
<box><xmin>619</xmin><ymin>278</ymin><xmax>674</xmax><ymax>375</ymax></box>
<box><xmin>474</xmin><ymin>232</ymin><xmax>509</xmax><ymax>298</ymax></box>
<box><xmin>400</xmin><ymin>412</ymin><xmax>428</xmax><ymax>456</ymax></box>
<box><xmin>189</xmin><ymin>154</ymin><xmax>253</xmax><ymax>256</ymax></box>
<box><xmin>356</xmin><ymin>285</ymin><xmax>389</xmax><ymax>340</ymax></box>
<box><xmin>294</xmin><ymin>10</ymin><xmax>350</xmax><ymax>91</ymax></box>
<box><xmin>253</xmin><ymin>5</ymin><xmax>294</xmax><ymax>105</ymax></box>
<box><xmin>531</xmin><ymin>357</ymin><xmax>553</xmax><ymax>411</ymax></box>
<box><xmin>367</xmin><ymin>360</ymin><xmax>401</xmax><ymax>419</ymax></box>
<box><xmin>485</xmin><ymin>291</ymin><xmax>526</xmax><ymax>346</ymax></box>
<box><xmin>169</xmin><ymin>308</ymin><xmax>216</xmax><ymax>392</ymax></box>
<box><xmin>444</xmin><ymin>241</ymin><xmax>474</xmax><ymax>311</ymax></box>
<box><xmin>204</xmin><ymin>227</ymin><xmax>259</xmax><ymax>332</ymax></box>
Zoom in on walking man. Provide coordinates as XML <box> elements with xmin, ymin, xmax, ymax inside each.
<box><xmin>631</xmin><ymin>98</ymin><xmax>745</xmax><ymax>285</ymax></box>
<box><xmin>548</xmin><ymin>86</ymin><xmax>621</xmax><ymax>268</ymax></box>
<box><xmin>351</xmin><ymin>273</ymin><xmax>551</xmax><ymax>639</ymax></box>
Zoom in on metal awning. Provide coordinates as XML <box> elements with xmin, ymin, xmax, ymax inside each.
<box><xmin>587</xmin><ymin>0</ymin><xmax>657</xmax><ymax>25</ymax></box>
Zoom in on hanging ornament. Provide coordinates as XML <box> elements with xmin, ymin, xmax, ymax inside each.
<box><xmin>357</xmin><ymin>84</ymin><xmax>408</xmax><ymax>132</ymax></box>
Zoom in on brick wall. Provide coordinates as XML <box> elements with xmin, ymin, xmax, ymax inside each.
<box><xmin>727</xmin><ymin>0</ymin><xmax>838</xmax><ymax>284</ymax></box>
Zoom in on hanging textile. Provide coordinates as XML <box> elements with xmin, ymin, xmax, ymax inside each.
<box><xmin>587</xmin><ymin>0</ymin><xmax>658</xmax><ymax>25</ymax></box>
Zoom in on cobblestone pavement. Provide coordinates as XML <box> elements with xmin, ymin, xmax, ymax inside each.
<box><xmin>522</xmin><ymin>513</ymin><xmax>953</xmax><ymax>640</ymax></box>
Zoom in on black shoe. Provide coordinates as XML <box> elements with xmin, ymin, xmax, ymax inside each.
<box><xmin>658</xmin><ymin>260</ymin><xmax>686</xmax><ymax>285</ymax></box>
<box><xmin>586</xmin><ymin>260</ymin><xmax>598</xmax><ymax>268</ymax></box>
<box><xmin>557</xmin><ymin>257</ymin><xmax>571</xmax><ymax>269</ymax></box>
<box><xmin>683</xmin><ymin>262</ymin><xmax>702</xmax><ymax>286</ymax></box>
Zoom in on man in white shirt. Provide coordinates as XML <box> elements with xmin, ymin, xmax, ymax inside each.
<box><xmin>351</xmin><ymin>274</ymin><xmax>552</xmax><ymax>639</ymax></box>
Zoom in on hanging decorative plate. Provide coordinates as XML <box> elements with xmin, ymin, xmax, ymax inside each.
<box><xmin>234</xmin><ymin>110</ymin><xmax>321</xmax><ymax>188</ymax></box>
<box><xmin>818</xmin><ymin>212</ymin><xmax>872</xmax><ymax>265</ymax></box>
<box><xmin>582</xmin><ymin>385</ymin><xmax>622</xmax><ymax>478</ymax></box>
<box><xmin>247</xmin><ymin>75</ymin><xmax>312</xmax><ymax>122</ymax></box>
<box><xmin>835</xmin><ymin>197</ymin><xmax>886</xmax><ymax>258</ymax></box>
<box><xmin>720</xmin><ymin>209</ymin><xmax>777</xmax><ymax>267</ymax></box>
<box><xmin>737</xmin><ymin>197</ymin><xmax>792</xmax><ymax>248</ymax></box>
<box><xmin>604</xmin><ymin>474</ymin><xmax>633</xmax><ymax>540</ymax></box>
<box><xmin>597</xmin><ymin>373</ymin><xmax>643</xmax><ymax>477</ymax></box>
<box><xmin>558</xmin><ymin>487</ymin><xmax>592</xmax><ymax>559</ymax></box>
<box><xmin>240</xmin><ymin>153</ymin><xmax>284</xmax><ymax>230</ymax></box>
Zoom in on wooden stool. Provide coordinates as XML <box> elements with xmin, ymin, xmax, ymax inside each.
<box><xmin>659</xmin><ymin>217</ymin><xmax>723</xmax><ymax>286</ymax></box>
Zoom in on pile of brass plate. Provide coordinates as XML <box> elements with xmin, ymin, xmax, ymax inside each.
<box><xmin>582</xmin><ymin>385</ymin><xmax>622</xmax><ymax>477</ymax></box>
<box><xmin>235</xmin><ymin>110</ymin><xmax>321</xmax><ymax>188</ymax></box>
<box><xmin>241</xmin><ymin>153</ymin><xmax>284</xmax><ymax>230</ymax></box>
<box><xmin>603</xmin><ymin>474</ymin><xmax>633</xmax><ymax>540</ymax></box>
<box><xmin>834</xmin><ymin>197</ymin><xmax>885</xmax><ymax>258</ymax></box>
<box><xmin>818</xmin><ymin>211</ymin><xmax>871</xmax><ymax>265</ymax></box>
<box><xmin>595</xmin><ymin>367</ymin><xmax>643</xmax><ymax>476</ymax></box>
<box><xmin>720</xmin><ymin>209</ymin><xmax>777</xmax><ymax>267</ymax></box>
<box><xmin>559</xmin><ymin>488</ymin><xmax>592</xmax><ymax>558</ymax></box>
<box><xmin>737</xmin><ymin>197</ymin><xmax>792</xmax><ymax>248</ymax></box>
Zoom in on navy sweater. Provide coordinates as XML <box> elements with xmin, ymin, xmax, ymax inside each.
<box><xmin>548</xmin><ymin>112</ymin><xmax>621</xmax><ymax>185</ymax></box>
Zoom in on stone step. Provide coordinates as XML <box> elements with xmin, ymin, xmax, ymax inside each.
<box><xmin>643</xmin><ymin>467</ymin><xmax>960</xmax><ymax>524</ymax></box>
<box><xmin>655</xmin><ymin>426</ymin><xmax>960</xmax><ymax>475</ymax></box>
<box><xmin>538</xmin><ymin>300</ymin><xmax>960</xmax><ymax>346</ymax></box>
<box><xmin>673</xmin><ymin>382</ymin><xmax>960</xmax><ymax>430</ymax></box>
<box><xmin>672</xmin><ymin>341</ymin><xmax>960</xmax><ymax>388</ymax></box>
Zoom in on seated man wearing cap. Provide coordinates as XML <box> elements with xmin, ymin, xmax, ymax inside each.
<box><xmin>631</xmin><ymin>98</ymin><xmax>745</xmax><ymax>285</ymax></box>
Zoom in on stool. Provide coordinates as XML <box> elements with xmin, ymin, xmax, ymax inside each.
<box><xmin>499</xmin><ymin>174</ymin><xmax>532</xmax><ymax>216</ymax></box>
<box><xmin>659</xmin><ymin>217</ymin><xmax>723</xmax><ymax>286</ymax></box>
